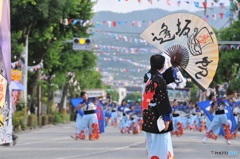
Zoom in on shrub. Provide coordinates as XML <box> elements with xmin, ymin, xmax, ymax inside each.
<box><xmin>53</xmin><ymin>113</ymin><xmax>63</xmax><ymax>123</ymax></box>
<box><xmin>13</xmin><ymin>110</ymin><xmax>28</xmax><ymax>130</ymax></box>
<box><xmin>61</xmin><ymin>114</ymin><xmax>70</xmax><ymax>123</ymax></box>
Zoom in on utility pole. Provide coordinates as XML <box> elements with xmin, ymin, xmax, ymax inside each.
<box><xmin>204</xmin><ymin>0</ymin><xmax>207</xmax><ymax>16</ymax></box>
<box><xmin>229</xmin><ymin>0</ymin><xmax>234</xmax><ymax>25</ymax></box>
<box><xmin>22</xmin><ymin>36</ymin><xmax>28</xmax><ymax>106</ymax></box>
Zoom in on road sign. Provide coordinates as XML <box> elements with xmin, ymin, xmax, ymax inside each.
<box><xmin>72</xmin><ymin>44</ymin><xmax>92</xmax><ymax>51</ymax></box>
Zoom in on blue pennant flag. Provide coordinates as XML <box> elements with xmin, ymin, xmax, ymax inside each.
<box><xmin>194</xmin><ymin>2</ymin><xmax>199</xmax><ymax>7</ymax></box>
<box><xmin>70</xmin><ymin>98</ymin><xmax>84</xmax><ymax>116</ymax></box>
<box><xmin>197</xmin><ymin>99</ymin><xmax>238</xmax><ymax>133</ymax></box>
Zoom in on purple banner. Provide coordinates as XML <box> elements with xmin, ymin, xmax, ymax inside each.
<box><xmin>0</xmin><ymin>0</ymin><xmax>11</xmax><ymax>82</ymax></box>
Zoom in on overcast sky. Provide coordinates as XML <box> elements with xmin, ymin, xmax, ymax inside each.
<box><xmin>93</xmin><ymin>0</ymin><xmax>230</xmax><ymax>13</ymax></box>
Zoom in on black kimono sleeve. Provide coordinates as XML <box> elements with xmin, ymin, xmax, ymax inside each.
<box><xmin>162</xmin><ymin>67</ymin><xmax>175</xmax><ymax>85</ymax></box>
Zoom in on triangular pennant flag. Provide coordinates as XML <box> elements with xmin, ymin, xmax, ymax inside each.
<box><xmin>118</xmin><ymin>35</ymin><xmax>123</xmax><ymax>40</ymax></box>
<box><xmin>123</xmin><ymin>36</ymin><xmax>128</xmax><ymax>41</ymax></box>
<box><xmin>148</xmin><ymin>20</ymin><xmax>153</xmax><ymax>26</ymax></box>
<box><xmin>137</xmin><ymin>0</ymin><xmax>141</xmax><ymax>3</ymax></box>
<box><xmin>177</xmin><ymin>1</ymin><xmax>181</xmax><ymax>6</ymax></box>
<box><xmin>72</xmin><ymin>19</ymin><xmax>79</xmax><ymax>25</ymax></box>
<box><xmin>148</xmin><ymin>0</ymin><xmax>153</xmax><ymax>5</ymax></box>
<box><xmin>89</xmin><ymin>20</ymin><xmax>94</xmax><ymax>25</ymax></box>
<box><xmin>204</xmin><ymin>15</ymin><xmax>209</xmax><ymax>22</ymax></box>
<box><xmin>83</xmin><ymin>20</ymin><xmax>89</xmax><ymax>26</ymax></box>
<box><xmin>194</xmin><ymin>2</ymin><xmax>199</xmax><ymax>7</ymax></box>
<box><xmin>219</xmin><ymin>3</ymin><xmax>224</xmax><ymax>9</ymax></box>
<box><xmin>79</xmin><ymin>20</ymin><xmax>84</xmax><ymax>25</ymax></box>
<box><xmin>68</xmin><ymin>19</ymin><xmax>73</xmax><ymax>24</ymax></box>
<box><xmin>212</xmin><ymin>14</ymin><xmax>217</xmax><ymax>20</ymax></box>
<box><xmin>112</xmin><ymin>21</ymin><xmax>117</xmax><ymax>27</ymax></box>
<box><xmin>107</xmin><ymin>21</ymin><xmax>112</xmax><ymax>28</ymax></box>
<box><xmin>219</xmin><ymin>13</ymin><xmax>225</xmax><ymax>19</ymax></box>
<box><xmin>137</xmin><ymin>21</ymin><xmax>142</xmax><ymax>27</ymax></box>
<box><xmin>167</xmin><ymin>0</ymin><xmax>172</xmax><ymax>5</ymax></box>
<box><xmin>131</xmin><ymin>21</ymin><xmax>135</xmax><ymax>26</ymax></box>
<box><xmin>225</xmin><ymin>11</ymin><xmax>231</xmax><ymax>18</ymax></box>
<box><xmin>95</xmin><ymin>22</ymin><xmax>101</xmax><ymax>27</ymax></box>
<box><xmin>118</xmin><ymin>21</ymin><xmax>123</xmax><ymax>25</ymax></box>
<box><xmin>185</xmin><ymin>1</ymin><xmax>189</xmax><ymax>4</ymax></box>
<box><xmin>202</xmin><ymin>2</ymin><xmax>207</xmax><ymax>9</ymax></box>
<box><xmin>230</xmin><ymin>2</ymin><xmax>236</xmax><ymax>10</ymax></box>
<box><xmin>114</xmin><ymin>34</ymin><xmax>118</xmax><ymax>40</ymax></box>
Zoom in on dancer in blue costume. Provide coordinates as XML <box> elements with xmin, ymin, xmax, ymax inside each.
<box><xmin>73</xmin><ymin>92</ymin><xmax>103</xmax><ymax>140</ymax></box>
<box><xmin>171</xmin><ymin>100</ymin><xmax>183</xmax><ymax>136</ymax></box>
<box><xmin>117</xmin><ymin>99</ymin><xmax>129</xmax><ymax>133</ymax></box>
<box><xmin>202</xmin><ymin>93</ymin><xmax>239</xmax><ymax>145</ymax></box>
<box><xmin>125</xmin><ymin>105</ymin><xmax>140</xmax><ymax>134</ymax></box>
<box><xmin>110</xmin><ymin>101</ymin><xmax>118</xmax><ymax>127</ymax></box>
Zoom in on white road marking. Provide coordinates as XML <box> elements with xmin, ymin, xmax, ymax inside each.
<box><xmin>55</xmin><ymin>141</ymin><xmax>143</xmax><ymax>159</ymax></box>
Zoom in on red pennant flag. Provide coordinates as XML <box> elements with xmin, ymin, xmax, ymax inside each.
<box><xmin>219</xmin><ymin>13</ymin><xmax>225</xmax><ymax>19</ymax></box>
<box><xmin>137</xmin><ymin>0</ymin><xmax>141</xmax><ymax>3</ymax></box>
<box><xmin>131</xmin><ymin>21</ymin><xmax>135</xmax><ymax>26</ymax></box>
<box><xmin>68</xmin><ymin>19</ymin><xmax>73</xmax><ymax>24</ymax></box>
<box><xmin>202</xmin><ymin>2</ymin><xmax>207</xmax><ymax>9</ymax></box>
<box><xmin>112</xmin><ymin>21</ymin><xmax>117</xmax><ymax>27</ymax></box>
<box><xmin>148</xmin><ymin>0</ymin><xmax>152</xmax><ymax>5</ymax></box>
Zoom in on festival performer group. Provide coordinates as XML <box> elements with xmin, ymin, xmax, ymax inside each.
<box><xmin>70</xmin><ymin>92</ymin><xmax>144</xmax><ymax>141</ymax></box>
<box><xmin>69</xmin><ymin>91</ymin><xmax>240</xmax><ymax>143</ymax></box>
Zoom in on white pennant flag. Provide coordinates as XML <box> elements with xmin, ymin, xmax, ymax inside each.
<box><xmin>137</xmin><ymin>21</ymin><xmax>142</xmax><ymax>27</ymax></box>
<box><xmin>212</xmin><ymin>14</ymin><xmax>217</xmax><ymax>20</ymax></box>
<box><xmin>107</xmin><ymin>21</ymin><xmax>112</xmax><ymax>28</ymax></box>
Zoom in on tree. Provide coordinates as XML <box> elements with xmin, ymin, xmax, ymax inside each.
<box><xmin>214</xmin><ymin>4</ymin><xmax>240</xmax><ymax>95</ymax></box>
<box><xmin>10</xmin><ymin>0</ymin><xmax>103</xmax><ymax>112</ymax></box>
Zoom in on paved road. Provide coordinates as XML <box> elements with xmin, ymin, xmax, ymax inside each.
<box><xmin>0</xmin><ymin>122</ymin><xmax>239</xmax><ymax>159</ymax></box>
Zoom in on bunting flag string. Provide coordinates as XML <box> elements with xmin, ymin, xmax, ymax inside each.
<box><xmin>28</xmin><ymin>61</ymin><xmax>44</xmax><ymax>72</ymax></box>
<box><xmin>91</xmin><ymin>29</ymin><xmax>149</xmax><ymax>45</ymax></box>
<box><xmin>116</xmin><ymin>0</ymin><xmax>232</xmax><ymax>9</ymax></box>
<box><xmin>95</xmin><ymin>67</ymin><xmax>147</xmax><ymax>73</ymax></box>
<box><xmin>94</xmin><ymin>51</ymin><xmax>154</xmax><ymax>55</ymax></box>
<box><xmin>61</xmin><ymin>2</ymin><xmax>238</xmax><ymax>27</ymax></box>
<box><xmin>98</xmin><ymin>56</ymin><xmax>150</xmax><ymax>69</ymax></box>
<box><xmin>93</xmin><ymin>44</ymin><xmax>160</xmax><ymax>54</ymax></box>
<box><xmin>11</xmin><ymin>60</ymin><xmax>44</xmax><ymax>72</ymax></box>
<box><xmin>102</xmin><ymin>78</ymin><xmax>143</xmax><ymax>87</ymax></box>
<box><xmin>67</xmin><ymin>10</ymin><xmax>237</xmax><ymax>28</ymax></box>
<box><xmin>219</xmin><ymin>44</ymin><xmax>240</xmax><ymax>50</ymax></box>
<box><xmin>40</xmin><ymin>74</ymin><xmax>56</xmax><ymax>80</ymax></box>
<box><xmin>11</xmin><ymin>60</ymin><xmax>25</xmax><ymax>69</ymax></box>
<box><xmin>110</xmin><ymin>73</ymin><xmax>143</xmax><ymax>80</ymax></box>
